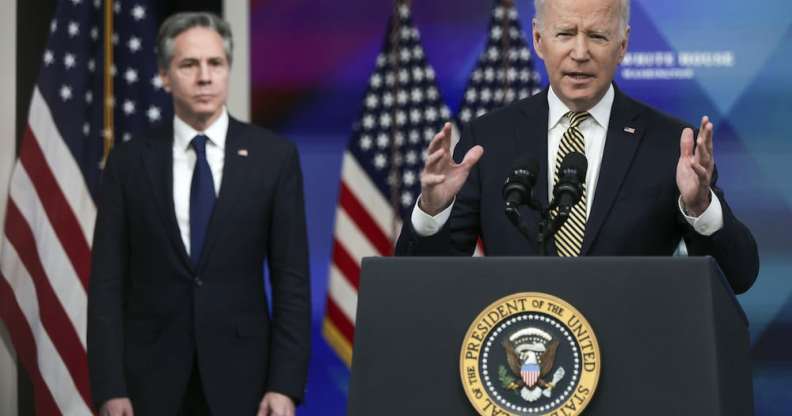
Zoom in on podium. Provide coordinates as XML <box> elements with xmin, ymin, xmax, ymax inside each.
<box><xmin>347</xmin><ymin>257</ymin><xmax>752</xmax><ymax>415</ymax></box>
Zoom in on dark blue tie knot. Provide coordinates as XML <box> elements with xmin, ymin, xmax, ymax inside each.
<box><xmin>191</xmin><ymin>134</ymin><xmax>209</xmax><ymax>155</ymax></box>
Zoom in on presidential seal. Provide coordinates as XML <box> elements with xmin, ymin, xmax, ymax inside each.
<box><xmin>460</xmin><ymin>293</ymin><xmax>600</xmax><ymax>416</ymax></box>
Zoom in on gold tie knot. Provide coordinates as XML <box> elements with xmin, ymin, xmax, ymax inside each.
<box><xmin>566</xmin><ymin>111</ymin><xmax>591</xmax><ymax>129</ymax></box>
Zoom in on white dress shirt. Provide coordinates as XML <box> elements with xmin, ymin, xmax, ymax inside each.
<box><xmin>172</xmin><ymin>109</ymin><xmax>229</xmax><ymax>255</ymax></box>
<box><xmin>411</xmin><ymin>86</ymin><xmax>723</xmax><ymax>239</ymax></box>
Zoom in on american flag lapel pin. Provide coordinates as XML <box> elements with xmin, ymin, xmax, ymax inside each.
<box><xmin>623</xmin><ymin>126</ymin><xmax>636</xmax><ymax>134</ymax></box>
<box><xmin>237</xmin><ymin>149</ymin><xmax>249</xmax><ymax>157</ymax></box>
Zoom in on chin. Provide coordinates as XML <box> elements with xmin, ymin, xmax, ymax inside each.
<box><xmin>557</xmin><ymin>92</ymin><xmax>592</xmax><ymax>110</ymax></box>
<box><xmin>191</xmin><ymin>106</ymin><xmax>221</xmax><ymax>118</ymax></box>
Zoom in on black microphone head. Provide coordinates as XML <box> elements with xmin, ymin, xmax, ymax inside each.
<box><xmin>502</xmin><ymin>155</ymin><xmax>540</xmax><ymax>208</ymax></box>
<box><xmin>510</xmin><ymin>155</ymin><xmax>540</xmax><ymax>185</ymax></box>
<box><xmin>559</xmin><ymin>152</ymin><xmax>588</xmax><ymax>183</ymax></box>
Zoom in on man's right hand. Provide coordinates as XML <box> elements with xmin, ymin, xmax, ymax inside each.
<box><xmin>419</xmin><ymin>122</ymin><xmax>484</xmax><ymax>215</ymax></box>
<box><xmin>100</xmin><ymin>398</ymin><xmax>134</xmax><ymax>416</ymax></box>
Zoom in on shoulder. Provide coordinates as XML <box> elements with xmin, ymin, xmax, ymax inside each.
<box><xmin>230</xmin><ymin>118</ymin><xmax>297</xmax><ymax>155</ymax></box>
<box><xmin>228</xmin><ymin>118</ymin><xmax>301</xmax><ymax>174</ymax></box>
<box><xmin>479</xmin><ymin>90</ymin><xmax>545</xmax><ymax>123</ymax></box>
<box><xmin>617</xmin><ymin>88</ymin><xmax>692</xmax><ymax>133</ymax></box>
<box><xmin>466</xmin><ymin>89</ymin><xmax>547</xmax><ymax>133</ymax></box>
<box><xmin>106</xmin><ymin>125</ymin><xmax>169</xmax><ymax>164</ymax></box>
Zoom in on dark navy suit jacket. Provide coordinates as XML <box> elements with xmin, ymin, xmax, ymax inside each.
<box><xmin>88</xmin><ymin>117</ymin><xmax>311</xmax><ymax>414</ymax></box>
<box><xmin>396</xmin><ymin>86</ymin><xmax>759</xmax><ymax>294</ymax></box>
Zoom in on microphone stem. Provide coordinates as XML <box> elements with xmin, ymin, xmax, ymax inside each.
<box><xmin>536</xmin><ymin>206</ymin><xmax>552</xmax><ymax>256</ymax></box>
<box><xmin>537</xmin><ymin>205</ymin><xmax>572</xmax><ymax>256</ymax></box>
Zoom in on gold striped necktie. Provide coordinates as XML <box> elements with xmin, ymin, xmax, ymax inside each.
<box><xmin>554</xmin><ymin>111</ymin><xmax>590</xmax><ymax>257</ymax></box>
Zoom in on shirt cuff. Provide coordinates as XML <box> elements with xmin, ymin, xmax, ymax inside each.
<box><xmin>678</xmin><ymin>189</ymin><xmax>723</xmax><ymax>236</ymax></box>
<box><xmin>411</xmin><ymin>195</ymin><xmax>455</xmax><ymax>237</ymax></box>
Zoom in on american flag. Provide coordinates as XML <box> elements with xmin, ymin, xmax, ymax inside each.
<box><xmin>457</xmin><ymin>0</ymin><xmax>541</xmax><ymax>257</ymax></box>
<box><xmin>0</xmin><ymin>0</ymin><xmax>170</xmax><ymax>414</ymax></box>
<box><xmin>323</xmin><ymin>1</ymin><xmax>452</xmax><ymax>366</ymax></box>
<box><xmin>458</xmin><ymin>0</ymin><xmax>542</xmax><ymax>125</ymax></box>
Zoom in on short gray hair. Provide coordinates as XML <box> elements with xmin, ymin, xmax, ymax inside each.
<box><xmin>533</xmin><ymin>0</ymin><xmax>630</xmax><ymax>34</ymax></box>
<box><xmin>156</xmin><ymin>11</ymin><xmax>233</xmax><ymax>69</ymax></box>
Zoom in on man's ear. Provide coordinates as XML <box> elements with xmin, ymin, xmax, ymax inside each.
<box><xmin>532</xmin><ymin>19</ymin><xmax>545</xmax><ymax>60</ymax></box>
<box><xmin>159</xmin><ymin>69</ymin><xmax>171</xmax><ymax>93</ymax></box>
<box><xmin>617</xmin><ymin>26</ymin><xmax>630</xmax><ymax>64</ymax></box>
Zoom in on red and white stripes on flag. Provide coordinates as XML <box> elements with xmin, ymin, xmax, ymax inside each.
<box><xmin>0</xmin><ymin>1</ymin><xmax>168</xmax><ymax>413</ymax></box>
<box><xmin>0</xmin><ymin>89</ymin><xmax>95</xmax><ymax>415</ymax></box>
<box><xmin>324</xmin><ymin>154</ymin><xmax>400</xmax><ymax>366</ymax></box>
<box><xmin>323</xmin><ymin>2</ymin><xmax>453</xmax><ymax>366</ymax></box>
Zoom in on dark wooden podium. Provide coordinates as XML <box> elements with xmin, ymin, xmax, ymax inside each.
<box><xmin>347</xmin><ymin>257</ymin><xmax>752</xmax><ymax>415</ymax></box>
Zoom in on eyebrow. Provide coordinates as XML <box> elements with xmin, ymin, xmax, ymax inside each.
<box><xmin>176</xmin><ymin>55</ymin><xmax>226</xmax><ymax>63</ymax></box>
<box><xmin>554</xmin><ymin>24</ymin><xmax>576</xmax><ymax>31</ymax></box>
<box><xmin>587</xmin><ymin>29</ymin><xmax>611</xmax><ymax>36</ymax></box>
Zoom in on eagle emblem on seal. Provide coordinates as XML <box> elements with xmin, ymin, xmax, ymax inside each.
<box><xmin>501</xmin><ymin>327</ymin><xmax>566</xmax><ymax>402</ymax></box>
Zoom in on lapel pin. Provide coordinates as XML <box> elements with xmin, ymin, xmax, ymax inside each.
<box><xmin>237</xmin><ymin>149</ymin><xmax>249</xmax><ymax>157</ymax></box>
<box><xmin>623</xmin><ymin>127</ymin><xmax>636</xmax><ymax>134</ymax></box>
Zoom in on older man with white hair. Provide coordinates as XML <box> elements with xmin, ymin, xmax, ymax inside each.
<box><xmin>396</xmin><ymin>0</ymin><xmax>759</xmax><ymax>295</ymax></box>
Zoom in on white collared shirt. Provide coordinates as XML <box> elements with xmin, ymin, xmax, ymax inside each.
<box><xmin>172</xmin><ymin>109</ymin><xmax>229</xmax><ymax>255</ymax></box>
<box><xmin>411</xmin><ymin>87</ymin><xmax>723</xmax><ymax>240</ymax></box>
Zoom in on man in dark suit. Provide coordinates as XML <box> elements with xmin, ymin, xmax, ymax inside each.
<box><xmin>88</xmin><ymin>12</ymin><xmax>310</xmax><ymax>416</ymax></box>
<box><xmin>396</xmin><ymin>0</ymin><xmax>759</xmax><ymax>294</ymax></box>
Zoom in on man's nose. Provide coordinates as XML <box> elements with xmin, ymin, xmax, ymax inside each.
<box><xmin>197</xmin><ymin>62</ymin><xmax>211</xmax><ymax>84</ymax></box>
<box><xmin>570</xmin><ymin>35</ymin><xmax>591</xmax><ymax>61</ymax></box>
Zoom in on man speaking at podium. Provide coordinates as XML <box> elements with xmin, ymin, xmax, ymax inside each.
<box><xmin>88</xmin><ymin>12</ymin><xmax>310</xmax><ymax>416</ymax></box>
<box><xmin>395</xmin><ymin>0</ymin><xmax>759</xmax><ymax>294</ymax></box>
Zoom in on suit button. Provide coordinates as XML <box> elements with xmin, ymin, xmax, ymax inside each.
<box><xmin>194</xmin><ymin>276</ymin><xmax>203</xmax><ymax>287</ymax></box>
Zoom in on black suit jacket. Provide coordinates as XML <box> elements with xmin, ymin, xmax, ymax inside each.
<box><xmin>88</xmin><ymin>117</ymin><xmax>311</xmax><ymax>414</ymax></box>
<box><xmin>396</xmin><ymin>86</ymin><xmax>759</xmax><ymax>294</ymax></box>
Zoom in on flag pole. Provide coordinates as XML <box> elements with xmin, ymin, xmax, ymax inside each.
<box><xmin>102</xmin><ymin>0</ymin><xmax>114</xmax><ymax>168</ymax></box>
<box><xmin>387</xmin><ymin>0</ymin><xmax>408</xmax><ymax>244</ymax></box>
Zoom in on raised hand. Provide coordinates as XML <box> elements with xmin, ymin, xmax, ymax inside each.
<box><xmin>419</xmin><ymin>122</ymin><xmax>484</xmax><ymax>215</ymax></box>
<box><xmin>676</xmin><ymin>115</ymin><xmax>715</xmax><ymax>217</ymax></box>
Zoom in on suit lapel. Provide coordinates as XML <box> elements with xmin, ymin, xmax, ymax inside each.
<box><xmin>516</xmin><ymin>89</ymin><xmax>557</xmax><ymax>255</ymax></box>
<box><xmin>197</xmin><ymin>118</ymin><xmax>252</xmax><ymax>270</ymax></box>
<box><xmin>141</xmin><ymin>128</ymin><xmax>192</xmax><ymax>270</ymax></box>
<box><xmin>581</xmin><ymin>86</ymin><xmax>646</xmax><ymax>255</ymax></box>
<box><xmin>517</xmin><ymin>89</ymin><xmax>551</xmax><ymax>209</ymax></box>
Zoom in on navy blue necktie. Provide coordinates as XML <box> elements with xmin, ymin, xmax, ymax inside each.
<box><xmin>190</xmin><ymin>134</ymin><xmax>216</xmax><ymax>267</ymax></box>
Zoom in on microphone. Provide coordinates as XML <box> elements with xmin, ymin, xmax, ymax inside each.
<box><xmin>503</xmin><ymin>156</ymin><xmax>539</xmax><ymax>210</ymax></box>
<box><xmin>503</xmin><ymin>156</ymin><xmax>539</xmax><ymax>225</ymax></box>
<box><xmin>552</xmin><ymin>152</ymin><xmax>588</xmax><ymax>215</ymax></box>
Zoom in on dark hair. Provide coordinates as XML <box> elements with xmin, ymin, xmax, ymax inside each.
<box><xmin>156</xmin><ymin>12</ymin><xmax>233</xmax><ymax>69</ymax></box>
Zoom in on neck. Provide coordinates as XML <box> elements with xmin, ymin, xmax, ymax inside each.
<box><xmin>556</xmin><ymin>87</ymin><xmax>610</xmax><ymax>113</ymax></box>
<box><xmin>176</xmin><ymin>109</ymin><xmax>223</xmax><ymax>132</ymax></box>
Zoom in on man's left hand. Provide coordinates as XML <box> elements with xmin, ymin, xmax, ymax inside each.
<box><xmin>676</xmin><ymin>115</ymin><xmax>715</xmax><ymax>217</ymax></box>
<box><xmin>257</xmin><ymin>392</ymin><xmax>295</xmax><ymax>416</ymax></box>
